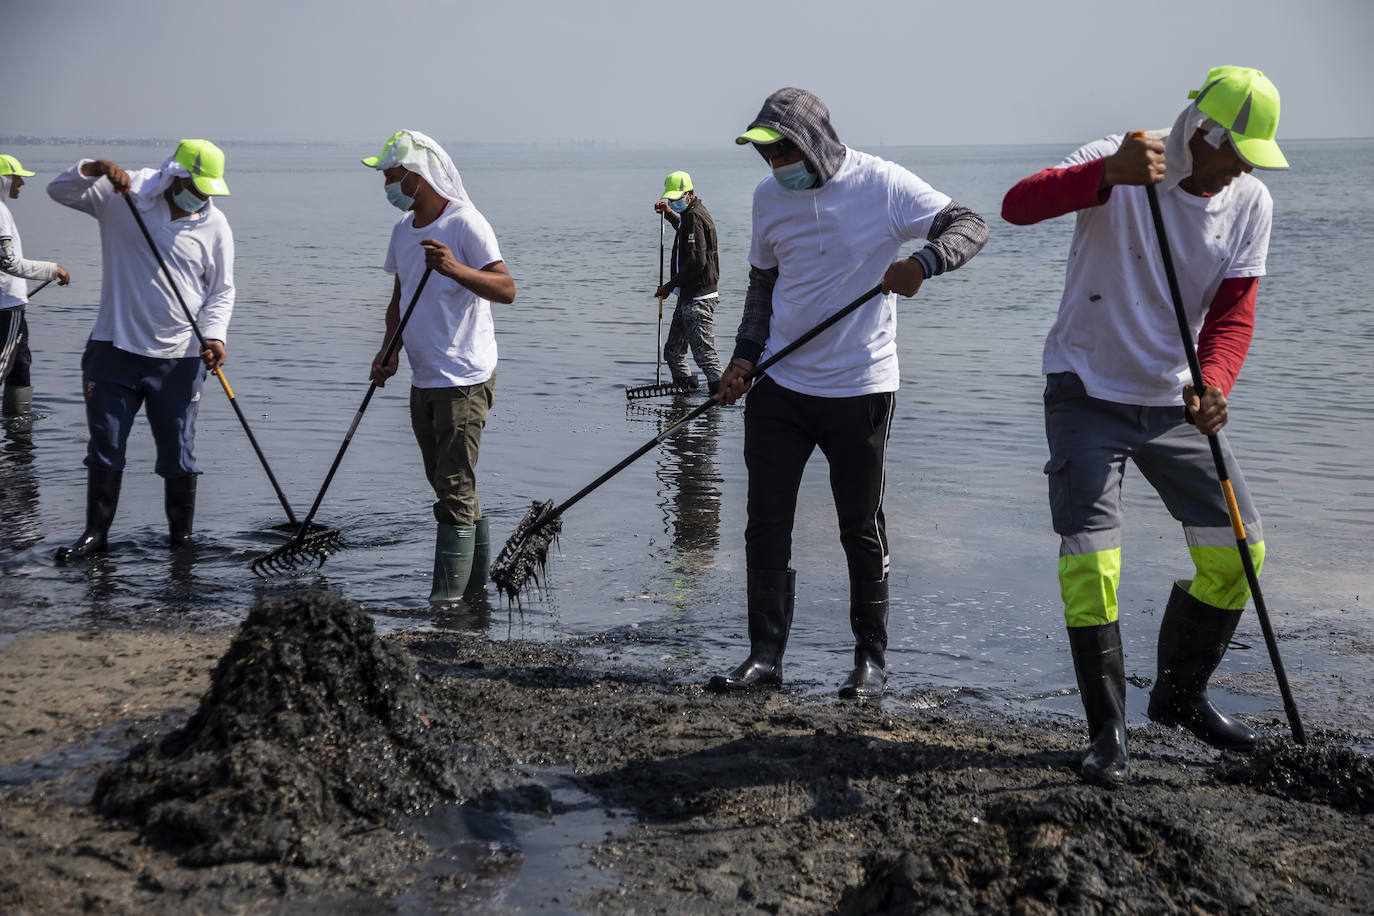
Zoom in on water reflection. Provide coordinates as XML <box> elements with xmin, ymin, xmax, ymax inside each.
<box><xmin>0</xmin><ymin>418</ymin><xmax>41</xmax><ymax>559</ymax></box>
<box><xmin>653</xmin><ymin>393</ymin><xmax>723</xmax><ymax>560</ymax></box>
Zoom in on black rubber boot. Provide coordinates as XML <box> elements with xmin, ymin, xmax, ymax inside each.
<box><xmin>1147</xmin><ymin>581</ymin><xmax>1259</xmax><ymax>752</ymax></box>
<box><xmin>430</xmin><ymin>524</ymin><xmax>476</xmax><ymax>603</ymax></box>
<box><xmin>55</xmin><ymin>467</ymin><xmax>122</xmax><ymax>563</ymax></box>
<box><xmin>839</xmin><ymin>578</ymin><xmax>888</xmax><ymax>699</ymax></box>
<box><xmin>464</xmin><ymin>517</ymin><xmax>490</xmax><ymax>594</ymax></box>
<box><xmin>672</xmin><ymin>374</ymin><xmax>699</xmax><ymax>391</ymax></box>
<box><xmin>165</xmin><ymin>474</ymin><xmax>197</xmax><ymax>547</ymax></box>
<box><xmin>707</xmin><ymin>569</ymin><xmax>796</xmax><ymax>693</ymax></box>
<box><xmin>1068</xmin><ymin>621</ymin><xmax>1131</xmax><ymax>785</ymax></box>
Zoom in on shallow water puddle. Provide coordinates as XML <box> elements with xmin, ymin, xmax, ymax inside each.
<box><xmin>390</xmin><ymin>767</ymin><xmax>626</xmax><ymax>913</ymax></box>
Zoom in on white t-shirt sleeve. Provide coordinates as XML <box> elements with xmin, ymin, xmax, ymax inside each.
<box><xmin>457</xmin><ymin>209</ymin><xmax>503</xmax><ymax>270</ymax></box>
<box><xmin>383</xmin><ymin>218</ymin><xmax>406</xmax><ymax>275</ymax></box>
<box><xmin>886</xmin><ymin>164</ymin><xmax>952</xmax><ymax>242</ymax></box>
<box><xmin>1056</xmin><ymin>136</ymin><xmax>1121</xmax><ymax>170</ymax></box>
<box><xmin>747</xmin><ymin>179</ymin><xmax>779</xmax><ymax>271</ymax></box>
<box><xmin>1224</xmin><ymin>185</ymin><xmax>1272</xmax><ymax>279</ymax></box>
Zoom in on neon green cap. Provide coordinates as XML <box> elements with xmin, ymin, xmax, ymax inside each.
<box><xmin>661</xmin><ymin>170</ymin><xmax>693</xmax><ymax>200</ymax></box>
<box><xmin>362</xmin><ymin>130</ymin><xmax>405</xmax><ymax>169</ymax></box>
<box><xmin>0</xmin><ymin>154</ymin><xmax>36</xmax><ymax>177</ymax></box>
<box><xmin>735</xmin><ymin>126</ymin><xmax>783</xmax><ymax>146</ymax></box>
<box><xmin>174</xmin><ymin>139</ymin><xmax>230</xmax><ymax>195</ymax></box>
<box><xmin>1188</xmin><ymin>66</ymin><xmax>1288</xmax><ymax>170</ymax></box>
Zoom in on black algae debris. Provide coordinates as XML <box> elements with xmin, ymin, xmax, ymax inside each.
<box><xmin>837</xmin><ymin>788</ymin><xmax>1258</xmax><ymax>915</ymax></box>
<box><xmin>1214</xmin><ymin>737</ymin><xmax>1374</xmax><ymax>812</ymax></box>
<box><xmin>490</xmin><ymin>498</ymin><xmax>561</xmax><ymax>602</ymax></box>
<box><xmin>93</xmin><ymin>591</ymin><xmax>467</xmax><ymax>866</ymax></box>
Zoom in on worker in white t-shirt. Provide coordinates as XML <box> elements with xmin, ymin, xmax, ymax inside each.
<box><xmin>0</xmin><ymin>154</ymin><xmax>71</xmax><ymax>417</ymax></box>
<box><xmin>47</xmin><ymin>140</ymin><xmax>234</xmax><ymax>562</ymax></box>
<box><xmin>709</xmin><ymin>88</ymin><xmax>989</xmax><ymax>700</ymax></box>
<box><xmin>363</xmin><ymin>130</ymin><xmax>515</xmax><ymax>603</ymax></box>
<box><xmin>1002</xmin><ymin>66</ymin><xmax>1289</xmax><ymax>784</ymax></box>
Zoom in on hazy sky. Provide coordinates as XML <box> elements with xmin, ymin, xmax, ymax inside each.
<box><xmin>6</xmin><ymin>0</ymin><xmax>1371</xmax><ymax>147</ymax></box>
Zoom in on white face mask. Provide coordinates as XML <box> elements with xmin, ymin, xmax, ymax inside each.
<box><xmin>385</xmin><ymin>179</ymin><xmax>415</xmax><ymax>211</ymax></box>
<box><xmin>173</xmin><ymin>184</ymin><xmax>208</xmax><ymax>213</ymax></box>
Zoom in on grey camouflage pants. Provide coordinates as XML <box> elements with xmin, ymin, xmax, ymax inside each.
<box><xmin>664</xmin><ymin>294</ymin><xmax>722</xmax><ymax>384</ymax></box>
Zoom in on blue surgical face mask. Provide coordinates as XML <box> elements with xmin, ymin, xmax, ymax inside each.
<box><xmin>173</xmin><ymin>185</ymin><xmax>208</xmax><ymax>213</ymax></box>
<box><xmin>773</xmin><ymin>159</ymin><xmax>816</xmax><ymax>191</ymax></box>
<box><xmin>668</xmin><ymin>197</ymin><xmax>689</xmax><ymax>214</ymax></box>
<box><xmin>385</xmin><ymin>179</ymin><xmax>415</xmax><ymax>211</ymax></box>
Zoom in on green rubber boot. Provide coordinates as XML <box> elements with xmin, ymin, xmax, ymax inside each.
<box><xmin>430</xmin><ymin>523</ymin><xmax>476</xmax><ymax>603</ymax></box>
<box><xmin>465</xmin><ymin>517</ymin><xmax>490</xmax><ymax>594</ymax></box>
<box><xmin>2</xmin><ymin>386</ymin><xmax>33</xmax><ymax>417</ymax></box>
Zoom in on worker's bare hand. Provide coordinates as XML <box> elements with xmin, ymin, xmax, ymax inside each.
<box><xmin>83</xmin><ymin>159</ymin><xmax>132</xmax><ymax>194</ymax></box>
<box><xmin>370</xmin><ymin>348</ymin><xmax>399</xmax><ymax>387</ymax></box>
<box><xmin>1101</xmin><ymin>133</ymin><xmax>1166</xmax><ymax>189</ymax></box>
<box><xmin>55</xmin><ymin>266</ymin><xmax>71</xmax><ymax>286</ymax></box>
<box><xmin>1185</xmin><ymin>383</ymin><xmax>1228</xmax><ymax>435</ymax></box>
<box><xmin>420</xmin><ymin>239</ymin><xmax>464</xmax><ymax>279</ymax></box>
<box><xmin>200</xmin><ymin>339</ymin><xmax>226</xmax><ymax>371</ymax></box>
<box><xmin>882</xmin><ymin>258</ymin><xmax>925</xmax><ymax>297</ymax></box>
<box><xmin>715</xmin><ymin>358</ymin><xmax>754</xmax><ymax>405</ymax></box>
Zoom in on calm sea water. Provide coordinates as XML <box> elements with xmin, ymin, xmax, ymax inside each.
<box><xmin>2</xmin><ymin>139</ymin><xmax>1370</xmax><ymax>735</ymax></box>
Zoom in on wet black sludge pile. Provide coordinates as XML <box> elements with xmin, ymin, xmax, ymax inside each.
<box><xmin>93</xmin><ymin>591</ymin><xmax>469</xmax><ymax>866</ymax></box>
<box><xmin>1214</xmin><ymin>736</ymin><xmax>1374</xmax><ymax>812</ymax></box>
<box><xmin>836</xmin><ymin>788</ymin><xmax>1258</xmax><ymax>915</ymax></box>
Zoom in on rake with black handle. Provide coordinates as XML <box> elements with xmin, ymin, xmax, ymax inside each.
<box><xmin>1141</xmin><ymin>170</ymin><xmax>1305</xmax><ymax>743</ymax></box>
<box><xmin>123</xmin><ymin>195</ymin><xmax>308</xmax><ymax>532</ymax></box>
<box><xmin>492</xmin><ymin>281</ymin><xmax>886</xmax><ymax>600</ymax></box>
<box><xmin>251</xmin><ymin>267</ymin><xmax>433</xmax><ymax>575</ymax></box>
<box><xmin>626</xmin><ymin>213</ymin><xmax>697</xmax><ymax>400</ymax></box>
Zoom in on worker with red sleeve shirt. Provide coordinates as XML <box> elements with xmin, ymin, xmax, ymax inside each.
<box><xmin>1002</xmin><ymin>66</ymin><xmax>1288</xmax><ymax>785</ymax></box>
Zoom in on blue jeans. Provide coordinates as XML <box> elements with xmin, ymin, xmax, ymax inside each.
<box><xmin>81</xmin><ymin>340</ymin><xmax>205</xmax><ymax>477</ymax></box>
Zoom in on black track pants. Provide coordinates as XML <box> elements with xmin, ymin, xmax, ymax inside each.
<box><xmin>743</xmin><ymin>376</ymin><xmax>894</xmax><ymax>580</ymax></box>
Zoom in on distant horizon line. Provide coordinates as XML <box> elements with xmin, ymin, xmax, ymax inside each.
<box><xmin>2</xmin><ymin>134</ymin><xmax>1368</xmax><ymax>150</ymax></box>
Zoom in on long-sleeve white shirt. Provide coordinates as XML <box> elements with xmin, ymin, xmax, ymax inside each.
<box><xmin>47</xmin><ymin>161</ymin><xmax>234</xmax><ymax>358</ymax></box>
<box><xmin>0</xmin><ymin>199</ymin><xmax>61</xmax><ymax>310</ymax></box>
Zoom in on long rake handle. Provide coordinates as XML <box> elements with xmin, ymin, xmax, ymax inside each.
<box><xmin>123</xmin><ymin>195</ymin><xmax>300</xmax><ymax>526</ymax></box>
<box><xmin>287</xmin><ymin>267</ymin><xmax>434</xmax><ymax>536</ymax></box>
<box><xmin>1143</xmin><ymin>180</ymin><xmax>1305</xmax><ymax>743</ymax></box>
<box><xmin>656</xmin><ymin>214</ymin><xmax>665</xmax><ymax>386</ymax></box>
<box><xmin>537</xmin><ymin>282</ymin><xmax>885</xmax><ymax>528</ymax></box>
<box><xmin>26</xmin><ymin>278</ymin><xmax>55</xmax><ymax>298</ymax></box>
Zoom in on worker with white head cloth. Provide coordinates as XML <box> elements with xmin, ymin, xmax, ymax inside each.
<box><xmin>362</xmin><ymin>129</ymin><xmax>515</xmax><ymax>603</ymax></box>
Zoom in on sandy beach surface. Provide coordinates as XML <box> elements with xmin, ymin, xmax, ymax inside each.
<box><xmin>1</xmin><ymin>595</ymin><xmax>1372</xmax><ymax>915</ymax></box>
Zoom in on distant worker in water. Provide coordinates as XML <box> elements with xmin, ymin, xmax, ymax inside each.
<box><xmin>1002</xmin><ymin>66</ymin><xmax>1289</xmax><ymax>784</ymax></box>
<box><xmin>652</xmin><ymin>170</ymin><xmax>723</xmax><ymax>394</ymax></box>
<box><xmin>710</xmin><ymin>88</ymin><xmax>989</xmax><ymax>700</ymax></box>
<box><xmin>362</xmin><ymin>130</ymin><xmax>515</xmax><ymax>603</ymax></box>
<box><xmin>47</xmin><ymin>140</ymin><xmax>234</xmax><ymax>561</ymax></box>
<box><xmin>1</xmin><ymin>154</ymin><xmax>71</xmax><ymax>417</ymax></box>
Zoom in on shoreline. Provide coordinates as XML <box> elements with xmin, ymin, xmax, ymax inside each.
<box><xmin>2</xmin><ymin>620</ymin><xmax>1371</xmax><ymax>914</ymax></box>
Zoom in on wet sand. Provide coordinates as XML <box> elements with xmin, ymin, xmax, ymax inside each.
<box><xmin>2</xmin><ymin>606</ymin><xmax>1372</xmax><ymax>915</ymax></box>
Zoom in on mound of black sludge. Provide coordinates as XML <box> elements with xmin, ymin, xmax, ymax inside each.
<box><xmin>94</xmin><ymin>592</ymin><xmax>464</xmax><ymax>866</ymax></box>
<box><xmin>1214</xmin><ymin>736</ymin><xmax>1374</xmax><ymax>812</ymax></box>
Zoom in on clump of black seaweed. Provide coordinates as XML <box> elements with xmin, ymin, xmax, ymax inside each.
<box><xmin>489</xmin><ymin>499</ymin><xmax>560</xmax><ymax>603</ymax></box>
<box><xmin>1213</xmin><ymin>737</ymin><xmax>1374</xmax><ymax>812</ymax></box>
<box><xmin>93</xmin><ymin>591</ymin><xmax>466</xmax><ymax>866</ymax></box>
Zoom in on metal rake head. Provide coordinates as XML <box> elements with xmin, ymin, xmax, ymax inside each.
<box><xmin>625</xmin><ymin>379</ymin><xmax>699</xmax><ymax>400</ymax></box>
<box><xmin>250</xmin><ymin>527</ymin><xmax>344</xmax><ymax>576</ymax></box>
<box><xmin>490</xmin><ymin>499</ymin><xmax>562</xmax><ymax>602</ymax></box>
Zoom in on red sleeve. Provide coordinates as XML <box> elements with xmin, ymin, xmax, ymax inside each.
<box><xmin>1001</xmin><ymin>159</ymin><xmax>1112</xmax><ymax>225</ymax></box>
<box><xmin>1197</xmin><ymin>276</ymin><xmax>1257</xmax><ymax>396</ymax></box>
